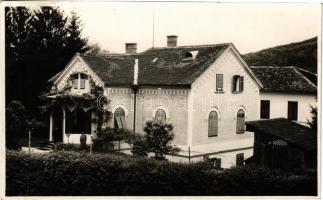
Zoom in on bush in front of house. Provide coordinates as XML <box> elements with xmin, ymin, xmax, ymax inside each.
<box><xmin>131</xmin><ymin>121</ymin><xmax>179</xmax><ymax>159</ymax></box>
<box><xmin>6</xmin><ymin>150</ymin><xmax>317</xmax><ymax>196</ymax></box>
<box><xmin>93</xmin><ymin>127</ymin><xmax>132</xmax><ymax>152</ymax></box>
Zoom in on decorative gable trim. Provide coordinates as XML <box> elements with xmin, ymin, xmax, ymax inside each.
<box><xmin>54</xmin><ymin>53</ymin><xmax>104</xmax><ymax>89</ymax></box>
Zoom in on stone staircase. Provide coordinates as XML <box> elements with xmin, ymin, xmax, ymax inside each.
<box><xmin>34</xmin><ymin>140</ymin><xmax>55</xmax><ymax>151</ymax></box>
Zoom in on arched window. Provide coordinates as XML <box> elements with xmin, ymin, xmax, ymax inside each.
<box><xmin>208</xmin><ymin>111</ymin><xmax>218</xmax><ymax>137</ymax></box>
<box><xmin>114</xmin><ymin>108</ymin><xmax>126</xmax><ymax>129</ymax></box>
<box><xmin>154</xmin><ymin>109</ymin><xmax>166</xmax><ymax>124</ymax></box>
<box><xmin>236</xmin><ymin>109</ymin><xmax>245</xmax><ymax>134</ymax></box>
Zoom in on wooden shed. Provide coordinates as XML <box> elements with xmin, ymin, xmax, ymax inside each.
<box><xmin>246</xmin><ymin>118</ymin><xmax>317</xmax><ymax>170</ymax></box>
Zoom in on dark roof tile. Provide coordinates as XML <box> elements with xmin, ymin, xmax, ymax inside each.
<box><xmin>250</xmin><ymin>66</ymin><xmax>316</xmax><ymax>94</ymax></box>
<box><xmin>246</xmin><ymin>118</ymin><xmax>316</xmax><ymax>150</ymax></box>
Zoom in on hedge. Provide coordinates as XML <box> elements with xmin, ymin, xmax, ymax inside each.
<box><xmin>6</xmin><ymin>150</ymin><xmax>317</xmax><ymax>196</ymax></box>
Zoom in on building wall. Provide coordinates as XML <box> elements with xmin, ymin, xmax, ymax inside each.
<box><xmin>105</xmin><ymin>86</ymin><xmax>190</xmax><ymax>146</ymax></box>
<box><xmin>189</xmin><ymin>48</ymin><xmax>260</xmax><ymax>148</ymax></box>
<box><xmin>260</xmin><ymin>92</ymin><xmax>317</xmax><ymax>124</ymax></box>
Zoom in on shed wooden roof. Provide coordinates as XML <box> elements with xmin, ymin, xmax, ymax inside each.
<box><xmin>246</xmin><ymin>118</ymin><xmax>316</xmax><ymax>151</ymax></box>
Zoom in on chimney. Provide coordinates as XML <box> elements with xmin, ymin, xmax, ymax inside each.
<box><xmin>125</xmin><ymin>43</ymin><xmax>137</xmax><ymax>54</ymax></box>
<box><xmin>167</xmin><ymin>35</ymin><xmax>177</xmax><ymax>47</ymax></box>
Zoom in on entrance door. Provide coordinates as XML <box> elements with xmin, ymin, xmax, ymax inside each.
<box><xmin>52</xmin><ymin>107</ymin><xmax>63</xmax><ymax>142</ymax></box>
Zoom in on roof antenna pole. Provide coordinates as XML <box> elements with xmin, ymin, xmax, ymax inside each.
<box><xmin>152</xmin><ymin>7</ymin><xmax>155</xmax><ymax>48</ymax></box>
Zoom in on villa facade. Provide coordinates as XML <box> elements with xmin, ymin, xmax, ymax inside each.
<box><xmin>46</xmin><ymin>35</ymin><xmax>317</xmax><ymax>168</ymax></box>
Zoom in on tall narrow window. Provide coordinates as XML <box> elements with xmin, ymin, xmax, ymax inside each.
<box><xmin>260</xmin><ymin>100</ymin><xmax>270</xmax><ymax>119</ymax></box>
<box><xmin>288</xmin><ymin>101</ymin><xmax>298</xmax><ymax>121</ymax></box>
<box><xmin>232</xmin><ymin>75</ymin><xmax>244</xmax><ymax>92</ymax></box>
<box><xmin>236</xmin><ymin>153</ymin><xmax>244</xmax><ymax>166</ymax></box>
<box><xmin>216</xmin><ymin>74</ymin><xmax>224</xmax><ymax>91</ymax></box>
<box><xmin>236</xmin><ymin>109</ymin><xmax>245</xmax><ymax>134</ymax></box>
<box><xmin>80</xmin><ymin>73</ymin><xmax>86</xmax><ymax>89</ymax></box>
<box><xmin>154</xmin><ymin>109</ymin><xmax>166</xmax><ymax>124</ymax></box>
<box><xmin>114</xmin><ymin>108</ymin><xmax>126</xmax><ymax>129</ymax></box>
<box><xmin>208</xmin><ymin>111</ymin><xmax>218</xmax><ymax>137</ymax></box>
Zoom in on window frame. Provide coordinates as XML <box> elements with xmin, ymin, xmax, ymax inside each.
<box><xmin>287</xmin><ymin>101</ymin><xmax>298</xmax><ymax>121</ymax></box>
<box><xmin>236</xmin><ymin>153</ymin><xmax>244</xmax><ymax>166</ymax></box>
<box><xmin>216</xmin><ymin>74</ymin><xmax>224</xmax><ymax>92</ymax></box>
<box><xmin>208</xmin><ymin>110</ymin><xmax>219</xmax><ymax>137</ymax></box>
<box><xmin>260</xmin><ymin>100</ymin><xmax>270</xmax><ymax>119</ymax></box>
<box><xmin>154</xmin><ymin>108</ymin><xmax>167</xmax><ymax>124</ymax></box>
<box><xmin>232</xmin><ymin>75</ymin><xmax>244</xmax><ymax>93</ymax></box>
<box><xmin>114</xmin><ymin>107</ymin><xmax>126</xmax><ymax>129</ymax></box>
<box><xmin>236</xmin><ymin>109</ymin><xmax>245</xmax><ymax>134</ymax></box>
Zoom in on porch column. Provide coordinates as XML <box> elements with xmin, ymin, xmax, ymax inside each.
<box><xmin>91</xmin><ymin>110</ymin><xmax>97</xmax><ymax>139</ymax></box>
<box><xmin>49</xmin><ymin>111</ymin><xmax>53</xmax><ymax>141</ymax></box>
<box><xmin>62</xmin><ymin>108</ymin><xmax>66</xmax><ymax>143</ymax></box>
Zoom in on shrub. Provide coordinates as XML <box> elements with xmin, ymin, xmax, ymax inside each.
<box><xmin>6</xmin><ymin>150</ymin><xmax>317</xmax><ymax>196</ymax></box>
<box><xmin>93</xmin><ymin>127</ymin><xmax>132</xmax><ymax>152</ymax></box>
<box><xmin>6</xmin><ymin>101</ymin><xmax>27</xmax><ymax>149</ymax></box>
<box><xmin>132</xmin><ymin>121</ymin><xmax>179</xmax><ymax>159</ymax></box>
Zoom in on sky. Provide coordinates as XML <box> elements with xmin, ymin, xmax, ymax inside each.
<box><xmin>49</xmin><ymin>2</ymin><xmax>321</xmax><ymax>54</ymax></box>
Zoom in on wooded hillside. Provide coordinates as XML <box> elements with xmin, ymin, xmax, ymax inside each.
<box><xmin>243</xmin><ymin>37</ymin><xmax>317</xmax><ymax>73</ymax></box>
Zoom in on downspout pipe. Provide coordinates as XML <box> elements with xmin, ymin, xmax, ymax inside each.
<box><xmin>132</xmin><ymin>59</ymin><xmax>139</xmax><ymax>145</ymax></box>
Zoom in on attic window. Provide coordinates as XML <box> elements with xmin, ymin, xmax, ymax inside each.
<box><xmin>183</xmin><ymin>51</ymin><xmax>199</xmax><ymax>61</ymax></box>
<box><xmin>185</xmin><ymin>52</ymin><xmax>193</xmax><ymax>59</ymax></box>
<box><xmin>71</xmin><ymin>73</ymin><xmax>88</xmax><ymax>90</ymax></box>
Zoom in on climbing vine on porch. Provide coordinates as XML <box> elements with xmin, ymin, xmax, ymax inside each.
<box><xmin>40</xmin><ymin>74</ymin><xmax>112</xmax><ymax>134</ymax></box>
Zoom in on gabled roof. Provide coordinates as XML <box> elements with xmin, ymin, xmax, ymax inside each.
<box><xmin>136</xmin><ymin>44</ymin><xmax>230</xmax><ymax>86</ymax></box>
<box><xmin>296</xmin><ymin>67</ymin><xmax>317</xmax><ymax>86</ymax></box>
<box><xmin>246</xmin><ymin>118</ymin><xmax>316</xmax><ymax>151</ymax></box>
<box><xmin>249</xmin><ymin>66</ymin><xmax>317</xmax><ymax>94</ymax></box>
<box><xmin>49</xmin><ymin>43</ymin><xmax>262</xmax><ymax>87</ymax></box>
<box><xmin>81</xmin><ymin>54</ymin><xmax>135</xmax><ymax>86</ymax></box>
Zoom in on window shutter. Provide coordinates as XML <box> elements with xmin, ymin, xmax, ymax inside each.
<box><xmin>80</xmin><ymin>79</ymin><xmax>85</xmax><ymax>89</ymax></box>
<box><xmin>239</xmin><ymin>76</ymin><xmax>244</xmax><ymax>91</ymax></box>
<box><xmin>215</xmin><ymin>158</ymin><xmax>221</xmax><ymax>169</ymax></box>
<box><xmin>73</xmin><ymin>79</ymin><xmax>78</xmax><ymax>89</ymax></box>
<box><xmin>155</xmin><ymin>109</ymin><xmax>166</xmax><ymax>124</ymax></box>
<box><xmin>114</xmin><ymin>108</ymin><xmax>126</xmax><ymax>129</ymax></box>
<box><xmin>236</xmin><ymin>153</ymin><xmax>244</xmax><ymax>166</ymax></box>
<box><xmin>237</xmin><ymin>110</ymin><xmax>245</xmax><ymax>134</ymax></box>
<box><xmin>232</xmin><ymin>76</ymin><xmax>236</xmax><ymax>92</ymax></box>
<box><xmin>216</xmin><ymin>74</ymin><xmax>223</xmax><ymax>91</ymax></box>
<box><xmin>208</xmin><ymin>111</ymin><xmax>218</xmax><ymax>137</ymax></box>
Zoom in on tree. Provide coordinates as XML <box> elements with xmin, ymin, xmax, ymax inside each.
<box><xmin>141</xmin><ymin>121</ymin><xmax>179</xmax><ymax>160</ymax></box>
<box><xmin>307</xmin><ymin>105</ymin><xmax>317</xmax><ymax>131</ymax></box>
<box><xmin>5</xmin><ymin>7</ymin><xmax>90</xmax><ymax>111</ymax></box>
<box><xmin>65</xmin><ymin>11</ymin><xmax>90</xmax><ymax>59</ymax></box>
<box><xmin>5</xmin><ymin>7</ymin><xmax>35</xmax><ymax>109</ymax></box>
<box><xmin>6</xmin><ymin>101</ymin><xmax>27</xmax><ymax>149</ymax></box>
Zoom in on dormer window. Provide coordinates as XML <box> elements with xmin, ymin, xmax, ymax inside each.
<box><xmin>185</xmin><ymin>52</ymin><xmax>193</xmax><ymax>59</ymax></box>
<box><xmin>71</xmin><ymin>73</ymin><xmax>88</xmax><ymax>90</ymax></box>
<box><xmin>182</xmin><ymin>51</ymin><xmax>198</xmax><ymax>61</ymax></box>
<box><xmin>232</xmin><ymin>75</ymin><xmax>244</xmax><ymax>93</ymax></box>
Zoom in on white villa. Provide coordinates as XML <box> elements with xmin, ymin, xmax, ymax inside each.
<box><xmin>46</xmin><ymin>35</ymin><xmax>317</xmax><ymax>168</ymax></box>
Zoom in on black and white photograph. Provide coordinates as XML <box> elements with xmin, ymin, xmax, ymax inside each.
<box><xmin>1</xmin><ymin>1</ymin><xmax>320</xmax><ymax>197</ymax></box>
